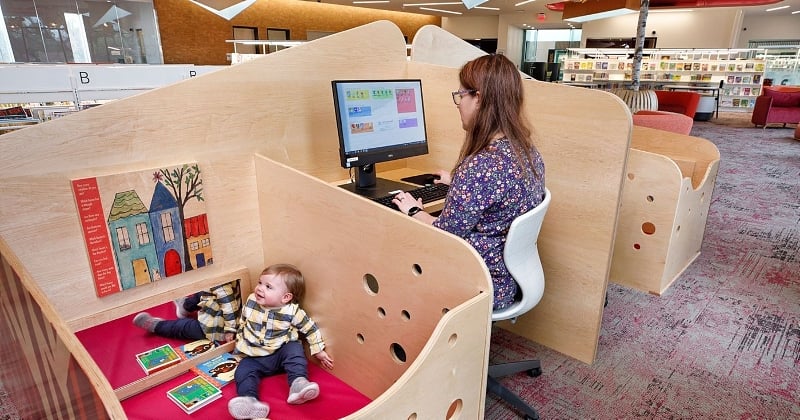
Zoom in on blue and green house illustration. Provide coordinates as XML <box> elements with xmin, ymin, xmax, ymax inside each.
<box><xmin>106</xmin><ymin>165</ymin><xmax>210</xmax><ymax>290</ymax></box>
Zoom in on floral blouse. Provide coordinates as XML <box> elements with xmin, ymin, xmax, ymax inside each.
<box><xmin>433</xmin><ymin>138</ymin><xmax>545</xmax><ymax>309</ymax></box>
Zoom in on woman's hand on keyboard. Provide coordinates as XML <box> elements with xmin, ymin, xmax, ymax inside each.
<box><xmin>392</xmin><ymin>192</ymin><xmax>423</xmax><ymax>215</ymax></box>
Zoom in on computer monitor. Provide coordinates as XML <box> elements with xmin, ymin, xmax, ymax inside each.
<box><xmin>331</xmin><ymin>79</ymin><xmax>429</xmax><ymax>198</ymax></box>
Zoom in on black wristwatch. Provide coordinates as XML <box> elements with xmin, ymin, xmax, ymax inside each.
<box><xmin>407</xmin><ymin>206</ymin><xmax>423</xmax><ymax>217</ymax></box>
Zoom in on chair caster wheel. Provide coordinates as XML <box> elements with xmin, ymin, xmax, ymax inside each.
<box><xmin>527</xmin><ymin>367</ymin><xmax>542</xmax><ymax>377</ymax></box>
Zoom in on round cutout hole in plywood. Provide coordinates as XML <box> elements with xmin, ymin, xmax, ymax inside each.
<box><xmin>364</xmin><ymin>273</ymin><xmax>379</xmax><ymax>295</ymax></box>
<box><xmin>356</xmin><ymin>333</ymin><xmax>365</xmax><ymax>344</ymax></box>
<box><xmin>448</xmin><ymin>333</ymin><xmax>458</xmax><ymax>347</ymax></box>
<box><xmin>642</xmin><ymin>222</ymin><xmax>656</xmax><ymax>235</ymax></box>
<box><xmin>401</xmin><ymin>309</ymin><xmax>411</xmax><ymax>321</ymax></box>
<box><xmin>412</xmin><ymin>263</ymin><xmax>422</xmax><ymax>276</ymax></box>
<box><xmin>446</xmin><ymin>399</ymin><xmax>463</xmax><ymax>419</ymax></box>
<box><xmin>391</xmin><ymin>342</ymin><xmax>407</xmax><ymax>364</ymax></box>
<box><xmin>646</xmin><ymin>195</ymin><xmax>654</xmax><ymax>202</ymax></box>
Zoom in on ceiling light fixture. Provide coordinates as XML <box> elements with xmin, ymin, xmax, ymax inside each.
<box><xmin>475</xmin><ymin>5</ymin><xmax>500</xmax><ymax>10</ymax></box>
<box><xmin>765</xmin><ymin>5</ymin><xmax>789</xmax><ymax>11</ymax></box>
<box><xmin>515</xmin><ymin>0</ymin><xmax>536</xmax><ymax>5</ymax></box>
<box><xmin>353</xmin><ymin>0</ymin><xmax>390</xmax><ymax>3</ymax></box>
<box><xmin>562</xmin><ymin>0</ymin><xmax>639</xmax><ymax>22</ymax></box>
<box><xmin>419</xmin><ymin>6</ymin><xmax>463</xmax><ymax>13</ymax></box>
<box><xmin>792</xmin><ymin>10</ymin><xmax>800</xmax><ymax>14</ymax></box>
<box><xmin>403</xmin><ymin>1</ymin><xmax>461</xmax><ymax>5</ymax></box>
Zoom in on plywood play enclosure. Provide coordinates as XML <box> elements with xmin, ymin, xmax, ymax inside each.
<box><xmin>0</xmin><ymin>21</ymin><xmax>716</xmax><ymax>419</ymax></box>
<box><xmin>610</xmin><ymin>126</ymin><xmax>720</xmax><ymax>295</ymax></box>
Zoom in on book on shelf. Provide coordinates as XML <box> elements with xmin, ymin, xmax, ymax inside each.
<box><xmin>178</xmin><ymin>339</ymin><xmax>217</xmax><ymax>360</ymax></box>
<box><xmin>191</xmin><ymin>352</ymin><xmax>240</xmax><ymax>388</ymax></box>
<box><xmin>136</xmin><ymin>344</ymin><xmax>181</xmax><ymax>375</ymax></box>
<box><xmin>166</xmin><ymin>375</ymin><xmax>222</xmax><ymax>414</ymax></box>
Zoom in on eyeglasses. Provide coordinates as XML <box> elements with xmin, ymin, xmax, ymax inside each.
<box><xmin>451</xmin><ymin>89</ymin><xmax>477</xmax><ymax>105</ymax></box>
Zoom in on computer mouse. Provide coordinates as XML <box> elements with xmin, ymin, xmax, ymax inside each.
<box><xmin>425</xmin><ymin>174</ymin><xmax>440</xmax><ymax>185</ymax></box>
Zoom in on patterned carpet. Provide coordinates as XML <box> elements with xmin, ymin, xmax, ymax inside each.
<box><xmin>486</xmin><ymin>113</ymin><xmax>800</xmax><ymax>419</ymax></box>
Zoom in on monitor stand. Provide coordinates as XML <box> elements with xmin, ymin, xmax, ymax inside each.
<box><xmin>339</xmin><ymin>164</ymin><xmax>412</xmax><ymax>199</ymax></box>
<box><xmin>339</xmin><ymin>178</ymin><xmax>413</xmax><ymax>200</ymax></box>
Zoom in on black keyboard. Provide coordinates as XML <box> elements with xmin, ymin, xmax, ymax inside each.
<box><xmin>372</xmin><ymin>183</ymin><xmax>450</xmax><ymax>210</ymax></box>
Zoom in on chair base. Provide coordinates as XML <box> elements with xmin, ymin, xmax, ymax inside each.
<box><xmin>487</xmin><ymin>360</ymin><xmax>542</xmax><ymax>420</ymax></box>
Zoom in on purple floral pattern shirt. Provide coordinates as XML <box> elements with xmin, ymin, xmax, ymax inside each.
<box><xmin>433</xmin><ymin>138</ymin><xmax>545</xmax><ymax>309</ymax></box>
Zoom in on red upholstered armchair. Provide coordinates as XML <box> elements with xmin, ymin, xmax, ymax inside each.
<box><xmin>654</xmin><ymin>90</ymin><xmax>701</xmax><ymax>118</ymax></box>
<box><xmin>751</xmin><ymin>86</ymin><xmax>800</xmax><ymax>128</ymax></box>
<box><xmin>633</xmin><ymin>110</ymin><xmax>694</xmax><ymax>135</ymax></box>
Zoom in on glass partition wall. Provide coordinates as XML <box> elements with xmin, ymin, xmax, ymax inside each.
<box><xmin>0</xmin><ymin>0</ymin><xmax>162</xmax><ymax>64</ymax></box>
<box><xmin>522</xmin><ymin>28</ymin><xmax>581</xmax><ymax>82</ymax></box>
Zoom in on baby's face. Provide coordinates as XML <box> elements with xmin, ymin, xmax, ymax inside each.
<box><xmin>254</xmin><ymin>273</ymin><xmax>290</xmax><ymax>308</ymax></box>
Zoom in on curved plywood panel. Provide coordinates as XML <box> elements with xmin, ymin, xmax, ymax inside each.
<box><xmin>611</xmin><ymin>126</ymin><xmax>720</xmax><ymax>295</ymax></box>
<box><xmin>411</xmin><ymin>25</ymin><xmax>632</xmax><ymax>364</ymax></box>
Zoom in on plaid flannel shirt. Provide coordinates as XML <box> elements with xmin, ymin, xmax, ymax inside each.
<box><xmin>234</xmin><ymin>293</ymin><xmax>326</xmax><ymax>357</ymax></box>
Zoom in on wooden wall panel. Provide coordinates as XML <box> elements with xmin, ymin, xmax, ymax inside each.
<box><xmin>154</xmin><ymin>0</ymin><xmax>440</xmax><ymax>65</ymax></box>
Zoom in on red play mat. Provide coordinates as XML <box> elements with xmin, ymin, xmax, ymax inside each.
<box><xmin>76</xmin><ymin>302</ymin><xmax>370</xmax><ymax>419</ymax></box>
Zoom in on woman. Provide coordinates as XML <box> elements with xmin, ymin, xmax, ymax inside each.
<box><xmin>392</xmin><ymin>54</ymin><xmax>546</xmax><ymax>310</ymax></box>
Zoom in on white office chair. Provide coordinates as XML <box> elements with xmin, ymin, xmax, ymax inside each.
<box><xmin>487</xmin><ymin>187</ymin><xmax>551</xmax><ymax>420</ymax></box>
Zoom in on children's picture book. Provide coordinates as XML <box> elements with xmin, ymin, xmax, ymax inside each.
<box><xmin>191</xmin><ymin>352</ymin><xmax>240</xmax><ymax>388</ymax></box>
<box><xmin>71</xmin><ymin>163</ymin><xmax>213</xmax><ymax>297</ymax></box>
<box><xmin>178</xmin><ymin>339</ymin><xmax>217</xmax><ymax>360</ymax></box>
<box><xmin>136</xmin><ymin>344</ymin><xmax>181</xmax><ymax>375</ymax></box>
<box><xmin>166</xmin><ymin>375</ymin><xmax>222</xmax><ymax>414</ymax></box>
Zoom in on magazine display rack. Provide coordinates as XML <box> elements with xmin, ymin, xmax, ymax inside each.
<box><xmin>610</xmin><ymin>126</ymin><xmax>720</xmax><ymax>295</ymax></box>
<box><xmin>561</xmin><ymin>48</ymin><xmax>765</xmax><ymax>112</ymax></box>
<box><xmin>0</xmin><ymin>22</ymin><xmax>632</xmax><ymax>418</ymax></box>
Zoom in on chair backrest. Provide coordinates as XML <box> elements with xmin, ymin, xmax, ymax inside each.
<box><xmin>492</xmin><ymin>188</ymin><xmax>551</xmax><ymax>322</ymax></box>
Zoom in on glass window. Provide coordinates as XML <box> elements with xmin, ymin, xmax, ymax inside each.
<box><xmin>0</xmin><ymin>0</ymin><xmax>161</xmax><ymax>63</ymax></box>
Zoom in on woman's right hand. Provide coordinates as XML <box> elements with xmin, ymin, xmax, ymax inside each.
<box><xmin>433</xmin><ymin>169</ymin><xmax>452</xmax><ymax>185</ymax></box>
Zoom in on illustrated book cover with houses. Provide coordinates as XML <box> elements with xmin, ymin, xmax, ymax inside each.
<box><xmin>166</xmin><ymin>375</ymin><xmax>222</xmax><ymax>414</ymax></box>
<box><xmin>71</xmin><ymin>163</ymin><xmax>213</xmax><ymax>297</ymax></box>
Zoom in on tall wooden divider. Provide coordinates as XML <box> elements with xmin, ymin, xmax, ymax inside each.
<box><xmin>0</xmin><ymin>21</ymin><xmax>632</xmax><ymax>418</ymax></box>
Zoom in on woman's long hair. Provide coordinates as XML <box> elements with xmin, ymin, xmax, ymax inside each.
<box><xmin>455</xmin><ymin>54</ymin><xmax>541</xmax><ymax>181</ymax></box>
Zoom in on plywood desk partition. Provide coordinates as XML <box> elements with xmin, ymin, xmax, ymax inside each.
<box><xmin>0</xmin><ymin>21</ymin><xmax>632</xmax><ymax>418</ymax></box>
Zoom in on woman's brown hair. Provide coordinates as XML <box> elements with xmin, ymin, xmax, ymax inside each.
<box><xmin>456</xmin><ymin>54</ymin><xmax>541</xmax><ymax>181</ymax></box>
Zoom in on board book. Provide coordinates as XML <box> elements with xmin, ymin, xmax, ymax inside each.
<box><xmin>178</xmin><ymin>339</ymin><xmax>217</xmax><ymax>360</ymax></box>
<box><xmin>135</xmin><ymin>344</ymin><xmax>181</xmax><ymax>375</ymax></box>
<box><xmin>191</xmin><ymin>352</ymin><xmax>239</xmax><ymax>388</ymax></box>
<box><xmin>166</xmin><ymin>375</ymin><xmax>222</xmax><ymax>414</ymax></box>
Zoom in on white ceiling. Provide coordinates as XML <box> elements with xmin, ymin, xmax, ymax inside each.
<box><xmin>312</xmin><ymin>0</ymin><xmax>800</xmax><ymax>29</ymax></box>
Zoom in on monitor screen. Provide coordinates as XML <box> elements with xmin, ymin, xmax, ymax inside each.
<box><xmin>331</xmin><ymin>79</ymin><xmax>429</xmax><ymax>192</ymax></box>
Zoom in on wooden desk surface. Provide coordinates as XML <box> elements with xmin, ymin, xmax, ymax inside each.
<box><xmin>334</xmin><ymin>167</ymin><xmax>446</xmax><ymax>212</ymax></box>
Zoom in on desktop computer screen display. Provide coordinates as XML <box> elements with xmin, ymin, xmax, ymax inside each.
<box><xmin>331</xmin><ymin>79</ymin><xmax>429</xmax><ymax>195</ymax></box>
